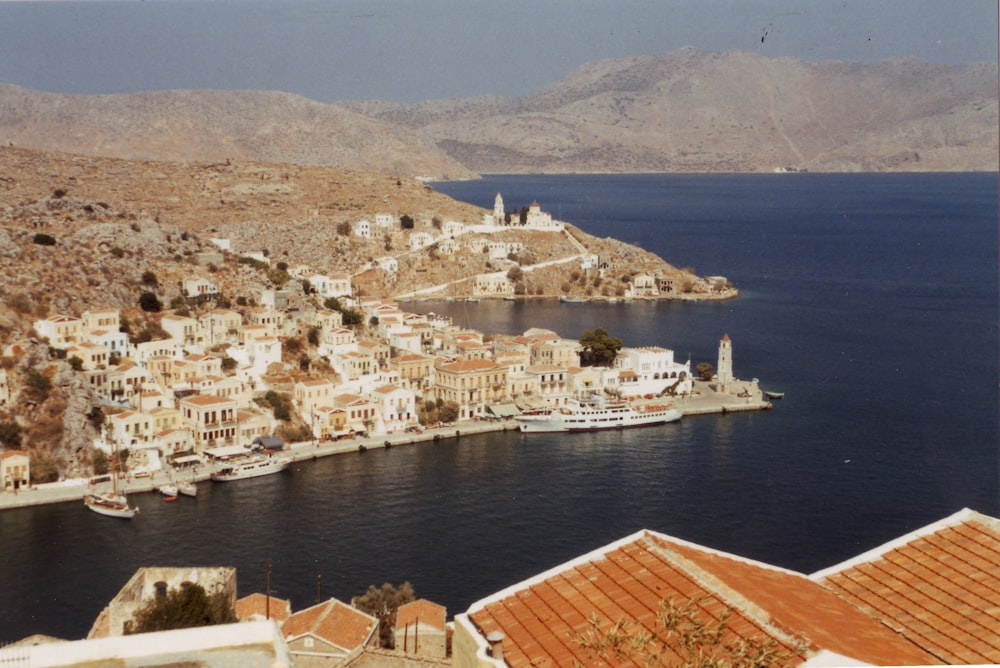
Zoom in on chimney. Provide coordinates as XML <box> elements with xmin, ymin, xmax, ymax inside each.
<box><xmin>486</xmin><ymin>630</ymin><xmax>505</xmax><ymax>661</ymax></box>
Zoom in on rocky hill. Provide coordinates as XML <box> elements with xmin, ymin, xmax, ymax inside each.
<box><xmin>0</xmin><ymin>86</ymin><xmax>476</xmax><ymax>180</ymax></box>
<box><xmin>1</xmin><ymin>49</ymin><xmax>995</xmax><ymax>177</ymax></box>
<box><xmin>344</xmin><ymin>48</ymin><xmax>998</xmax><ymax>174</ymax></box>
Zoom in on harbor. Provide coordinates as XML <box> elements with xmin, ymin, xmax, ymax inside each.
<box><xmin>0</xmin><ymin>378</ymin><xmax>770</xmax><ymax>513</ymax></box>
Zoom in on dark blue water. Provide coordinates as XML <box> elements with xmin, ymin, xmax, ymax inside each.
<box><xmin>1</xmin><ymin>173</ymin><xmax>996</xmax><ymax>643</ymax></box>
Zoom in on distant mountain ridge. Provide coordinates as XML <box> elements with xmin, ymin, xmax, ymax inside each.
<box><xmin>1</xmin><ymin>48</ymin><xmax>995</xmax><ymax>175</ymax></box>
<box><xmin>343</xmin><ymin>48</ymin><xmax>998</xmax><ymax>173</ymax></box>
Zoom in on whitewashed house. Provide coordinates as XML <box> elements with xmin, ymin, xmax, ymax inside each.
<box><xmin>353</xmin><ymin>219</ymin><xmax>372</xmax><ymax>238</ymax></box>
<box><xmin>375</xmin><ymin>256</ymin><xmax>399</xmax><ymax>273</ymax></box>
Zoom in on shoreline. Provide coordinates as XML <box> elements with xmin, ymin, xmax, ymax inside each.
<box><xmin>0</xmin><ymin>380</ymin><xmax>769</xmax><ymax>512</ymax></box>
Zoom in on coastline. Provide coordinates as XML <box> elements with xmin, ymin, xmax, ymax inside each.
<box><xmin>0</xmin><ymin>380</ymin><xmax>769</xmax><ymax>513</ymax></box>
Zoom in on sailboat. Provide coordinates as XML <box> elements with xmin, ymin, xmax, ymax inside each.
<box><xmin>85</xmin><ymin>432</ymin><xmax>138</xmax><ymax>519</ymax></box>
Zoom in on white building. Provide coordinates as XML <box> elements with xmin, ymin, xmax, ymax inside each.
<box><xmin>353</xmin><ymin>219</ymin><xmax>371</xmax><ymax>238</ymax></box>
<box><xmin>615</xmin><ymin>346</ymin><xmax>691</xmax><ymax>397</ymax></box>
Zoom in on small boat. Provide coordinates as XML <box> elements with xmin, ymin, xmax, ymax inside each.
<box><xmin>765</xmin><ymin>391</ymin><xmax>785</xmax><ymax>400</ymax></box>
<box><xmin>177</xmin><ymin>481</ymin><xmax>197</xmax><ymax>497</ymax></box>
<box><xmin>158</xmin><ymin>484</ymin><xmax>179</xmax><ymax>498</ymax></box>
<box><xmin>559</xmin><ymin>295</ymin><xmax>586</xmax><ymax>303</ymax></box>
<box><xmin>84</xmin><ymin>492</ymin><xmax>139</xmax><ymax>519</ymax></box>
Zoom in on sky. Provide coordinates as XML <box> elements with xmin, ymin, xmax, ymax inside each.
<box><xmin>0</xmin><ymin>0</ymin><xmax>995</xmax><ymax>104</ymax></box>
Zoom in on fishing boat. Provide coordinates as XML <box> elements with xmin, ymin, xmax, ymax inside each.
<box><xmin>765</xmin><ymin>391</ymin><xmax>785</xmax><ymax>400</ymax></box>
<box><xmin>211</xmin><ymin>454</ymin><xmax>291</xmax><ymax>482</ymax></box>
<box><xmin>516</xmin><ymin>393</ymin><xmax>682</xmax><ymax>433</ymax></box>
<box><xmin>177</xmin><ymin>481</ymin><xmax>197</xmax><ymax>497</ymax></box>
<box><xmin>85</xmin><ymin>436</ymin><xmax>138</xmax><ymax>519</ymax></box>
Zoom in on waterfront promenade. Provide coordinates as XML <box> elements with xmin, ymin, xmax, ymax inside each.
<box><xmin>0</xmin><ymin>380</ymin><xmax>770</xmax><ymax>512</ymax></box>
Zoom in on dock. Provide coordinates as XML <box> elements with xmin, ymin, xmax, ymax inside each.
<box><xmin>0</xmin><ymin>381</ymin><xmax>772</xmax><ymax>512</ymax></box>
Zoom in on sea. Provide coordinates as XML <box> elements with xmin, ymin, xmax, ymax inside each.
<box><xmin>0</xmin><ymin>173</ymin><xmax>996</xmax><ymax>643</ymax></box>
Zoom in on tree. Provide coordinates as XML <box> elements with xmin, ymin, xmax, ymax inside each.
<box><xmin>696</xmin><ymin>362</ymin><xmax>714</xmax><ymax>381</ymax></box>
<box><xmin>579</xmin><ymin>328</ymin><xmax>622</xmax><ymax>367</ymax></box>
<box><xmin>266</xmin><ymin>267</ymin><xmax>291</xmax><ymax>288</ymax></box>
<box><xmin>24</xmin><ymin>370</ymin><xmax>52</xmax><ymax>403</ymax></box>
<box><xmin>32</xmin><ymin>233</ymin><xmax>57</xmax><ymax>246</ymax></box>
<box><xmin>438</xmin><ymin>401</ymin><xmax>460</xmax><ymax>424</ymax></box>
<box><xmin>138</xmin><ymin>291</ymin><xmax>162</xmax><ymax>312</ymax></box>
<box><xmin>141</xmin><ymin>271</ymin><xmax>159</xmax><ymax>287</ymax></box>
<box><xmin>128</xmin><ymin>583</ymin><xmax>236</xmax><ymax>635</ymax></box>
<box><xmin>353</xmin><ymin>582</ymin><xmax>415</xmax><ymax>648</ymax></box>
<box><xmin>507</xmin><ymin>266</ymin><xmax>524</xmax><ymax>282</ymax></box>
<box><xmin>324</xmin><ymin>296</ymin><xmax>343</xmax><ymax>311</ymax></box>
<box><xmin>92</xmin><ymin>449</ymin><xmax>109</xmax><ymax>475</ymax></box>
<box><xmin>399</xmin><ymin>214</ymin><xmax>415</xmax><ymax>230</ymax></box>
<box><xmin>574</xmin><ymin>597</ymin><xmax>804</xmax><ymax>668</ymax></box>
<box><xmin>0</xmin><ymin>421</ymin><xmax>22</xmax><ymax>448</ymax></box>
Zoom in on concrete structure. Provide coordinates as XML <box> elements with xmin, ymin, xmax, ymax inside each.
<box><xmin>717</xmin><ymin>333</ymin><xmax>733</xmax><ymax>393</ymax></box>
<box><xmin>88</xmin><ymin>566</ymin><xmax>237</xmax><ymax>638</ymax></box>
<box><xmin>0</xmin><ymin>620</ymin><xmax>290</xmax><ymax>668</ymax></box>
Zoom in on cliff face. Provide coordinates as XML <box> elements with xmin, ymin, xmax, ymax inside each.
<box><xmin>343</xmin><ymin>49</ymin><xmax>999</xmax><ymax>174</ymax></box>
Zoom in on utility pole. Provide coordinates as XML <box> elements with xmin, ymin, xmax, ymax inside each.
<box><xmin>316</xmin><ymin>572</ymin><xmax>323</xmax><ymax>604</ymax></box>
<box><xmin>265</xmin><ymin>559</ymin><xmax>271</xmax><ymax>620</ymax></box>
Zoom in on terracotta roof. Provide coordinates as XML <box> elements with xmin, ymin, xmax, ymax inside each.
<box><xmin>467</xmin><ymin>530</ymin><xmax>938</xmax><ymax>667</ymax></box>
<box><xmin>0</xmin><ymin>450</ymin><xmax>28</xmax><ymax>460</ymax></box>
<box><xmin>396</xmin><ymin>599</ymin><xmax>446</xmax><ymax>631</ymax></box>
<box><xmin>814</xmin><ymin>507</ymin><xmax>1000</xmax><ymax>664</ymax></box>
<box><xmin>438</xmin><ymin>359</ymin><xmax>499</xmax><ymax>373</ymax></box>
<box><xmin>235</xmin><ymin>592</ymin><xmax>291</xmax><ymax>623</ymax></box>
<box><xmin>282</xmin><ymin>598</ymin><xmax>377</xmax><ymax>651</ymax></box>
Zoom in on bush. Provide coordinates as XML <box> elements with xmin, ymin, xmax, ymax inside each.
<box><xmin>0</xmin><ymin>421</ymin><xmax>23</xmax><ymax>448</ymax></box>
<box><xmin>128</xmin><ymin>583</ymin><xmax>236</xmax><ymax>635</ymax></box>
<box><xmin>138</xmin><ymin>291</ymin><xmax>163</xmax><ymax>312</ymax></box>
<box><xmin>110</xmin><ymin>247</ymin><xmax>125</xmax><ymax>258</ymax></box>
<box><xmin>32</xmin><ymin>233</ymin><xmax>57</xmax><ymax>246</ymax></box>
<box><xmin>25</xmin><ymin>370</ymin><xmax>52</xmax><ymax>403</ymax></box>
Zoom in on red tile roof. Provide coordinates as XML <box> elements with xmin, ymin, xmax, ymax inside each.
<box><xmin>467</xmin><ymin>530</ymin><xmax>939</xmax><ymax>667</ymax></box>
<box><xmin>282</xmin><ymin>598</ymin><xmax>377</xmax><ymax>651</ymax></box>
<box><xmin>814</xmin><ymin>508</ymin><xmax>1000</xmax><ymax>664</ymax></box>
<box><xmin>396</xmin><ymin>599</ymin><xmax>447</xmax><ymax>631</ymax></box>
<box><xmin>235</xmin><ymin>592</ymin><xmax>291</xmax><ymax>623</ymax></box>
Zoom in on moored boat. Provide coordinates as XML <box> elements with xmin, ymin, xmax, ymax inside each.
<box><xmin>765</xmin><ymin>391</ymin><xmax>784</xmax><ymax>399</ymax></box>
<box><xmin>211</xmin><ymin>455</ymin><xmax>291</xmax><ymax>482</ymax></box>
<box><xmin>158</xmin><ymin>484</ymin><xmax>179</xmax><ymax>499</ymax></box>
<box><xmin>516</xmin><ymin>394</ymin><xmax>682</xmax><ymax>433</ymax></box>
<box><xmin>84</xmin><ymin>492</ymin><xmax>139</xmax><ymax>519</ymax></box>
<box><xmin>177</xmin><ymin>481</ymin><xmax>197</xmax><ymax>497</ymax></box>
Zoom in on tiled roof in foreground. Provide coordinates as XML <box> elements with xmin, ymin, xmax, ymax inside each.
<box><xmin>813</xmin><ymin>507</ymin><xmax>1000</xmax><ymax>664</ymax></box>
<box><xmin>468</xmin><ymin>530</ymin><xmax>938</xmax><ymax>667</ymax></box>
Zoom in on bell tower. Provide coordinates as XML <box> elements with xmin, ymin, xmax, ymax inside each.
<box><xmin>717</xmin><ymin>333</ymin><xmax>733</xmax><ymax>393</ymax></box>
<box><xmin>493</xmin><ymin>193</ymin><xmax>504</xmax><ymax>224</ymax></box>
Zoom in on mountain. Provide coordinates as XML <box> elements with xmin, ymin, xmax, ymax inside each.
<box><xmin>343</xmin><ymin>48</ymin><xmax>999</xmax><ymax>173</ymax></box>
<box><xmin>0</xmin><ymin>86</ymin><xmax>476</xmax><ymax>180</ymax></box>
<box><xmin>0</xmin><ymin>49</ymin><xmax>995</xmax><ymax>175</ymax></box>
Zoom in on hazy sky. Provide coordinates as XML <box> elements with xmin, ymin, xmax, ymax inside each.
<box><xmin>0</xmin><ymin>0</ymin><xmax>995</xmax><ymax>103</ymax></box>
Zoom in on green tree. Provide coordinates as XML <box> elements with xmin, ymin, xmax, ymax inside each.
<box><xmin>696</xmin><ymin>362</ymin><xmax>714</xmax><ymax>381</ymax></box>
<box><xmin>579</xmin><ymin>328</ymin><xmax>622</xmax><ymax>367</ymax></box>
<box><xmin>353</xmin><ymin>582</ymin><xmax>415</xmax><ymax>649</ymax></box>
<box><xmin>141</xmin><ymin>271</ymin><xmax>159</xmax><ymax>287</ymax></box>
<box><xmin>0</xmin><ymin>421</ymin><xmax>23</xmax><ymax>448</ymax></box>
<box><xmin>266</xmin><ymin>267</ymin><xmax>291</xmax><ymax>288</ymax></box>
<box><xmin>324</xmin><ymin>296</ymin><xmax>343</xmax><ymax>311</ymax></box>
<box><xmin>92</xmin><ymin>449</ymin><xmax>110</xmax><ymax>475</ymax></box>
<box><xmin>507</xmin><ymin>266</ymin><xmax>524</xmax><ymax>282</ymax></box>
<box><xmin>128</xmin><ymin>583</ymin><xmax>236</xmax><ymax>635</ymax></box>
<box><xmin>341</xmin><ymin>308</ymin><xmax>364</xmax><ymax>327</ymax></box>
<box><xmin>399</xmin><ymin>214</ymin><xmax>415</xmax><ymax>230</ymax></box>
<box><xmin>574</xmin><ymin>597</ymin><xmax>804</xmax><ymax>668</ymax></box>
<box><xmin>138</xmin><ymin>291</ymin><xmax>162</xmax><ymax>312</ymax></box>
<box><xmin>438</xmin><ymin>401</ymin><xmax>460</xmax><ymax>424</ymax></box>
<box><xmin>32</xmin><ymin>233</ymin><xmax>57</xmax><ymax>246</ymax></box>
<box><xmin>25</xmin><ymin>370</ymin><xmax>52</xmax><ymax>403</ymax></box>
<box><xmin>307</xmin><ymin>327</ymin><xmax>320</xmax><ymax>346</ymax></box>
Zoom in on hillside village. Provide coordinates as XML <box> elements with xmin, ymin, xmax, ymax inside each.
<box><xmin>0</xmin><ymin>146</ymin><xmax>733</xmax><ymax>483</ymax></box>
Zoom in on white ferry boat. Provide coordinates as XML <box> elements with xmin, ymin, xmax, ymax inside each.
<box><xmin>516</xmin><ymin>394</ymin><xmax>682</xmax><ymax>433</ymax></box>
<box><xmin>211</xmin><ymin>455</ymin><xmax>291</xmax><ymax>482</ymax></box>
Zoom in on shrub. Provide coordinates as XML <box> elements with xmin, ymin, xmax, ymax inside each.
<box><xmin>110</xmin><ymin>247</ymin><xmax>125</xmax><ymax>258</ymax></box>
<box><xmin>138</xmin><ymin>291</ymin><xmax>163</xmax><ymax>312</ymax></box>
<box><xmin>32</xmin><ymin>233</ymin><xmax>57</xmax><ymax>246</ymax></box>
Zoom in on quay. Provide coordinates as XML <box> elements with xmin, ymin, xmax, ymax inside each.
<box><xmin>0</xmin><ymin>379</ymin><xmax>770</xmax><ymax>512</ymax></box>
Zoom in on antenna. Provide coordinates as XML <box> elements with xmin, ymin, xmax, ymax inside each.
<box><xmin>316</xmin><ymin>572</ymin><xmax>323</xmax><ymax>604</ymax></box>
